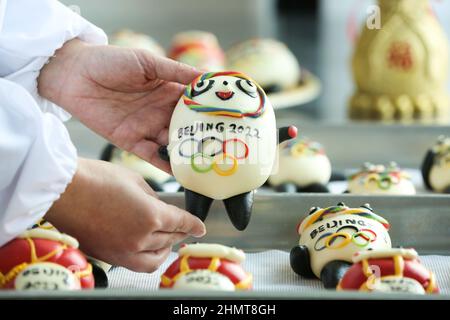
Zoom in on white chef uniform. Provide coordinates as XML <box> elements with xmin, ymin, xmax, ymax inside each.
<box><xmin>0</xmin><ymin>0</ymin><xmax>107</xmax><ymax>246</ymax></box>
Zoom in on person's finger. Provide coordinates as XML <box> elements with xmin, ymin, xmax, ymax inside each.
<box><xmin>125</xmin><ymin>247</ymin><xmax>172</xmax><ymax>273</ymax></box>
<box><xmin>138</xmin><ymin>177</ymin><xmax>159</xmax><ymax>198</ymax></box>
<box><xmin>141</xmin><ymin>51</ymin><xmax>202</xmax><ymax>85</ymax></box>
<box><xmin>131</xmin><ymin>139</ymin><xmax>172</xmax><ymax>174</ymax></box>
<box><xmin>157</xmin><ymin>203</ymin><xmax>206</xmax><ymax>237</ymax></box>
<box><xmin>144</xmin><ymin>231</ymin><xmax>189</xmax><ymax>251</ymax></box>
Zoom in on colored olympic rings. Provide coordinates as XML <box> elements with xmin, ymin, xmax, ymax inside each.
<box><xmin>212</xmin><ymin>154</ymin><xmax>238</xmax><ymax>176</ymax></box>
<box><xmin>199</xmin><ymin>137</ymin><xmax>223</xmax><ymax>157</ymax></box>
<box><xmin>291</xmin><ymin>143</ymin><xmax>306</xmax><ymax>157</ymax></box>
<box><xmin>352</xmin><ymin>229</ymin><xmax>377</xmax><ymax>247</ymax></box>
<box><xmin>178</xmin><ymin>137</ymin><xmax>200</xmax><ymax>158</ymax></box>
<box><xmin>325</xmin><ymin>232</ymin><xmax>351</xmax><ymax>249</ymax></box>
<box><xmin>190</xmin><ymin>153</ymin><xmax>213</xmax><ymax>173</ymax></box>
<box><xmin>179</xmin><ymin>136</ymin><xmax>249</xmax><ymax>176</ymax></box>
<box><xmin>223</xmin><ymin>138</ymin><xmax>249</xmax><ymax>160</ymax></box>
<box><xmin>314</xmin><ymin>228</ymin><xmax>378</xmax><ymax>251</ymax></box>
<box><xmin>191</xmin><ymin>153</ymin><xmax>238</xmax><ymax>176</ymax></box>
<box><xmin>314</xmin><ymin>232</ymin><xmax>350</xmax><ymax>251</ymax></box>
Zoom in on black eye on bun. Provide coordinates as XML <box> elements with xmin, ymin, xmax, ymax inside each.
<box><xmin>192</xmin><ymin>79</ymin><xmax>215</xmax><ymax>97</ymax></box>
<box><xmin>236</xmin><ymin>79</ymin><xmax>257</xmax><ymax>98</ymax></box>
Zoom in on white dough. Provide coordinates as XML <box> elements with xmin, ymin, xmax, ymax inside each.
<box><xmin>173</xmin><ymin>270</ymin><xmax>235</xmax><ymax>291</ymax></box>
<box><xmin>269</xmin><ymin>140</ymin><xmax>331</xmax><ymax>187</ymax></box>
<box><xmin>348</xmin><ymin>163</ymin><xmax>416</xmax><ymax>195</ymax></box>
<box><xmin>429</xmin><ymin>165</ymin><xmax>450</xmax><ymax>192</ymax></box>
<box><xmin>226</xmin><ymin>39</ymin><xmax>301</xmax><ymax>90</ymax></box>
<box><xmin>110</xmin><ymin>29</ymin><xmax>165</xmax><ymax>56</ymax></box>
<box><xmin>14</xmin><ymin>262</ymin><xmax>81</xmax><ymax>291</ymax></box>
<box><xmin>348</xmin><ymin>178</ymin><xmax>416</xmax><ymax>195</ymax></box>
<box><xmin>110</xmin><ymin>149</ymin><xmax>171</xmax><ymax>184</ymax></box>
<box><xmin>179</xmin><ymin>243</ymin><xmax>245</xmax><ymax>263</ymax></box>
<box><xmin>353</xmin><ymin>248</ymin><xmax>418</xmax><ymax>263</ymax></box>
<box><xmin>168</xmin><ymin>74</ymin><xmax>276</xmax><ymax>200</ymax></box>
<box><xmin>371</xmin><ymin>277</ymin><xmax>425</xmax><ymax>294</ymax></box>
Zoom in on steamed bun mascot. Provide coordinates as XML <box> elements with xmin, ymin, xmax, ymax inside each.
<box><xmin>160</xmin><ymin>71</ymin><xmax>297</xmax><ymax>230</ymax></box>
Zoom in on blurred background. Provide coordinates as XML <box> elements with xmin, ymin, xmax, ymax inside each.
<box><xmin>61</xmin><ymin>0</ymin><xmax>450</xmax><ymax>122</ymax></box>
<box><xmin>60</xmin><ymin>0</ymin><xmax>450</xmax><ymax>160</ymax></box>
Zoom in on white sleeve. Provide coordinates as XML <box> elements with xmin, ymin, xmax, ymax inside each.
<box><xmin>0</xmin><ymin>78</ymin><xmax>77</xmax><ymax>246</ymax></box>
<box><xmin>0</xmin><ymin>0</ymin><xmax>108</xmax><ymax>121</ymax></box>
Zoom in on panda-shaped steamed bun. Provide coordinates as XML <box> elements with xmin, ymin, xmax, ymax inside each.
<box><xmin>169</xmin><ymin>30</ymin><xmax>225</xmax><ymax>71</ymax></box>
<box><xmin>160</xmin><ymin>71</ymin><xmax>297</xmax><ymax>230</ymax></box>
<box><xmin>226</xmin><ymin>38</ymin><xmax>301</xmax><ymax>94</ymax></box>
<box><xmin>269</xmin><ymin>138</ymin><xmax>331</xmax><ymax>193</ymax></box>
<box><xmin>290</xmin><ymin>202</ymin><xmax>391</xmax><ymax>289</ymax></box>
<box><xmin>422</xmin><ymin>136</ymin><xmax>450</xmax><ymax>193</ymax></box>
<box><xmin>347</xmin><ymin>162</ymin><xmax>416</xmax><ymax>195</ymax></box>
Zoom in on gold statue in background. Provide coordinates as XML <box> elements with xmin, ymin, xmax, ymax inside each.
<box><xmin>349</xmin><ymin>0</ymin><xmax>450</xmax><ymax>122</ymax></box>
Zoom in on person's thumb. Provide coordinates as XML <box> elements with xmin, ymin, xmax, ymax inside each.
<box><xmin>141</xmin><ymin>51</ymin><xmax>202</xmax><ymax>85</ymax></box>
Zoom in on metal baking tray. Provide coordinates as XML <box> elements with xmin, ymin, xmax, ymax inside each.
<box><xmin>276</xmin><ymin>122</ymin><xmax>450</xmax><ymax>171</ymax></box>
<box><xmin>67</xmin><ymin>120</ymin><xmax>450</xmax><ymax>170</ymax></box>
<box><xmin>67</xmin><ymin>121</ymin><xmax>450</xmax><ymax>194</ymax></box>
<box><xmin>1</xmin><ymin>193</ymin><xmax>449</xmax><ymax>300</ymax></box>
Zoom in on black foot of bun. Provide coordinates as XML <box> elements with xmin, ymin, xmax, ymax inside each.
<box><xmin>100</xmin><ymin>143</ymin><xmax>115</xmax><ymax>161</ymax></box>
<box><xmin>290</xmin><ymin>245</ymin><xmax>315</xmax><ymax>278</ymax></box>
<box><xmin>320</xmin><ymin>260</ymin><xmax>351</xmax><ymax>289</ymax></box>
<box><xmin>90</xmin><ymin>261</ymin><xmax>109</xmax><ymax>288</ymax></box>
<box><xmin>223</xmin><ymin>191</ymin><xmax>254</xmax><ymax>231</ymax></box>
<box><xmin>144</xmin><ymin>179</ymin><xmax>163</xmax><ymax>192</ymax></box>
<box><xmin>299</xmin><ymin>183</ymin><xmax>329</xmax><ymax>193</ymax></box>
<box><xmin>185</xmin><ymin>189</ymin><xmax>214</xmax><ymax>221</ymax></box>
<box><xmin>330</xmin><ymin>171</ymin><xmax>347</xmax><ymax>182</ymax></box>
<box><xmin>275</xmin><ymin>183</ymin><xmax>297</xmax><ymax>193</ymax></box>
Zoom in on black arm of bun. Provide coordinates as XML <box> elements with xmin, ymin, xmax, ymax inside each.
<box><xmin>100</xmin><ymin>143</ymin><xmax>116</xmax><ymax>162</ymax></box>
<box><xmin>158</xmin><ymin>145</ymin><xmax>170</xmax><ymax>162</ymax></box>
<box><xmin>278</xmin><ymin>126</ymin><xmax>298</xmax><ymax>144</ymax></box>
<box><xmin>421</xmin><ymin>149</ymin><xmax>434</xmax><ymax>191</ymax></box>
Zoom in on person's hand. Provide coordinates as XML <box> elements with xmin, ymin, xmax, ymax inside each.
<box><xmin>45</xmin><ymin>158</ymin><xmax>206</xmax><ymax>272</ymax></box>
<box><xmin>38</xmin><ymin>39</ymin><xmax>202</xmax><ymax>173</ymax></box>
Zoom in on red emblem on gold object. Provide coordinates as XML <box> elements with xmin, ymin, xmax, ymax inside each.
<box><xmin>387</xmin><ymin>42</ymin><xmax>413</xmax><ymax>71</ymax></box>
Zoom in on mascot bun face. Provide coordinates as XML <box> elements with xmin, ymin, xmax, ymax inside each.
<box><xmin>182</xmin><ymin>71</ymin><xmax>268</xmax><ymax>117</ymax></box>
<box><xmin>166</xmin><ymin>71</ymin><xmax>292</xmax><ymax>231</ymax></box>
<box><xmin>168</xmin><ymin>71</ymin><xmax>276</xmax><ymax>201</ymax></box>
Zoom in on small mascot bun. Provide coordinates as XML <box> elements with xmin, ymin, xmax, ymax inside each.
<box><xmin>226</xmin><ymin>39</ymin><xmax>301</xmax><ymax>94</ymax></box>
<box><xmin>348</xmin><ymin>162</ymin><xmax>416</xmax><ymax>195</ymax></box>
<box><xmin>160</xmin><ymin>243</ymin><xmax>252</xmax><ymax>291</ymax></box>
<box><xmin>169</xmin><ymin>30</ymin><xmax>225</xmax><ymax>71</ymax></box>
<box><xmin>0</xmin><ymin>220</ymin><xmax>99</xmax><ymax>290</ymax></box>
<box><xmin>269</xmin><ymin>138</ymin><xmax>331</xmax><ymax>193</ymax></box>
<box><xmin>338</xmin><ymin>248</ymin><xmax>439</xmax><ymax>294</ymax></box>
<box><xmin>290</xmin><ymin>203</ymin><xmax>391</xmax><ymax>288</ymax></box>
<box><xmin>422</xmin><ymin>136</ymin><xmax>450</xmax><ymax>193</ymax></box>
<box><xmin>160</xmin><ymin>71</ymin><xmax>297</xmax><ymax>230</ymax></box>
<box><xmin>101</xmin><ymin>144</ymin><xmax>172</xmax><ymax>191</ymax></box>
<box><xmin>110</xmin><ymin>29</ymin><xmax>165</xmax><ymax>56</ymax></box>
